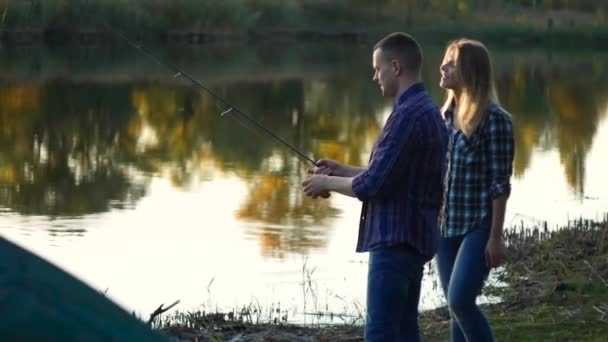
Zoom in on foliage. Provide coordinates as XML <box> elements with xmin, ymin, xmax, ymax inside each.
<box><xmin>1</xmin><ymin>43</ymin><xmax>607</xmax><ymax>217</ymax></box>
<box><xmin>0</xmin><ymin>0</ymin><xmax>605</xmax><ymax>35</ymax></box>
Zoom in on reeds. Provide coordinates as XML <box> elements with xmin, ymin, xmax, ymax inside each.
<box><xmin>501</xmin><ymin>215</ymin><xmax>608</xmax><ymax>306</ymax></box>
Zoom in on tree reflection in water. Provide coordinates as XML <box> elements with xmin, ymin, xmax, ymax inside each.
<box><xmin>0</xmin><ymin>45</ymin><xmax>606</xmax><ymax>255</ymax></box>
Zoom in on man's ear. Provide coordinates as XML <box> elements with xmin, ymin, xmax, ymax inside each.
<box><xmin>391</xmin><ymin>59</ymin><xmax>402</xmax><ymax>76</ymax></box>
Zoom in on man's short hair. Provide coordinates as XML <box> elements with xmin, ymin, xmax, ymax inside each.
<box><xmin>374</xmin><ymin>32</ymin><xmax>422</xmax><ymax>75</ymax></box>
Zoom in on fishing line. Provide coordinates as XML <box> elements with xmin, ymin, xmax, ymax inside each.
<box><xmin>221</xmin><ymin>106</ymin><xmax>270</xmax><ymax>142</ymax></box>
<box><xmin>102</xmin><ymin>21</ymin><xmax>318</xmax><ymax>167</ymax></box>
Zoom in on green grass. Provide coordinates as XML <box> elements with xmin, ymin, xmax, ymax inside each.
<box><xmin>491</xmin><ymin>317</ymin><xmax>608</xmax><ymax>341</ymax></box>
<box><xmin>398</xmin><ymin>23</ymin><xmax>608</xmax><ymax>50</ymax></box>
<box><xmin>157</xmin><ymin>217</ymin><xmax>608</xmax><ymax>341</ymax></box>
<box><xmin>0</xmin><ymin>0</ymin><xmax>380</xmax><ymax>33</ymax></box>
<box><xmin>422</xmin><ymin>217</ymin><xmax>608</xmax><ymax>341</ymax></box>
<box><xmin>0</xmin><ymin>1</ymin><xmax>606</xmax><ymax>49</ymax></box>
<box><xmin>421</xmin><ymin>286</ymin><xmax>608</xmax><ymax>341</ymax></box>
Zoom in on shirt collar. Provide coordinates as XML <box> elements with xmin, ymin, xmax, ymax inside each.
<box><xmin>396</xmin><ymin>82</ymin><xmax>425</xmax><ymax>106</ymax></box>
<box><xmin>446</xmin><ymin>103</ymin><xmax>495</xmax><ymax>139</ymax></box>
<box><xmin>445</xmin><ymin>108</ymin><xmax>455</xmax><ymax>126</ymax></box>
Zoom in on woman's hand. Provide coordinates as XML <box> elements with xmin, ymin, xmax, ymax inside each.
<box><xmin>485</xmin><ymin>236</ymin><xmax>506</xmax><ymax>269</ymax></box>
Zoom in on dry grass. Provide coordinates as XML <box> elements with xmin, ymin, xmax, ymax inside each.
<box><xmin>156</xmin><ymin>215</ymin><xmax>608</xmax><ymax>341</ymax></box>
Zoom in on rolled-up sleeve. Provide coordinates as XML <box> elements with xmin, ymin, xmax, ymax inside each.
<box><xmin>352</xmin><ymin>114</ymin><xmax>418</xmax><ymax>201</ymax></box>
<box><xmin>487</xmin><ymin>113</ymin><xmax>515</xmax><ymax>199</ymax></box>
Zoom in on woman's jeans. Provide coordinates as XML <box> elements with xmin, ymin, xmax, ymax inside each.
<box><xmin>437</xmin><ymin>228</ymin><xmax>494</xmax><ymax>342</ymax></box>
<box><xmin>365</xmin><ymin>245</ymin><xmax>426</xmax><ymax>342</ymax></box>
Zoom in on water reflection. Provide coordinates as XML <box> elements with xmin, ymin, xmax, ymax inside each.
<box><xmin>0</xmin><ymin>45</ymin><xmax>607</xmax><ymax>256</ymax></box>
<box><xmin>550</xmin><ymin>81</ymin><xmax>604</xmax><ymax>195</ymax></box>
<box><xmin>0</xmin><ymin>82</ymin><xmax>146</xmax><ymax>218</ymax></box>
<box><xmin>497</xmin><ymin>60</ymin><xmax>608</xmax><ymax>196</ymax></box>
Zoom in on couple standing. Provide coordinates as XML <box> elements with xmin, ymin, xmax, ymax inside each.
<box><xmin>302</xmin><ymin>32</ymin><xmax>514</xmax><ymax>342</ymax></box>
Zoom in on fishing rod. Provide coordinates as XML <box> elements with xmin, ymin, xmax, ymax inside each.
<box><xmin>102</xmin><ymin>21</ymin><xmax>318</xmax><ymax>167</ymax></box>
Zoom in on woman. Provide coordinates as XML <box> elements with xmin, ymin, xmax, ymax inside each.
<box><xmin>437</xmin><ymin>39</ymin><xmax>515</xmax><ymax>341</ymax></box>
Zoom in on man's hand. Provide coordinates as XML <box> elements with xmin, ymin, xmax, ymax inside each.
<box><xmin>309</xmin><ymin>159</ymin><xmax>344</xmax><ymax>177</ymax></box>
<box><xmin>485</xmin><ymin>236</ymin><xmax>506</xmax><ymax>269</ymax></box>
<box><xmin>302</xmin><ymin>175</ymin><xmax>330</xmax><ymax>199</ymax></box>
<box><xmin>306</xmin><ymin>159</ymin><xmax>343</xmax><ymax>199</ymax></box>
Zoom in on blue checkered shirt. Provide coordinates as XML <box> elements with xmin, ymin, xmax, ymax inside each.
<box><xmin>353</xmin><ymin>83</ymin><xmax>448</xmax><ymax>260</ymax></box>
<box><xmin>440</xmin><ymin>103</ymin><xmax>515</xmax><ymax>238</ymax></box>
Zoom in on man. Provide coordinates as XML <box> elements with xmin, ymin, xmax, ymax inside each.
<box><xmin>302</xmin><ymin>32</ymin><xmax>448</xmax><ymax>341</ymax></box>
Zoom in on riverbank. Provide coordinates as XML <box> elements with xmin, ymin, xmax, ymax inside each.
<box><xmin>157</xmin><ymin>215</ymin><xmax>608</xmax><ymax>341</ymax></box>
<box><xmin>423</xmin><ymin>215</ymin><xmax>608</xmax><ymax>341</ymax></box>
<box><xmin>1</xmin><ymin>26</ymin><xmax>608</xmax><ymax>50</ymax></box>
<box><xmin>0</xmin><ymin>0</ymin><xmax>606</xmax><ymax>49</ymax></box>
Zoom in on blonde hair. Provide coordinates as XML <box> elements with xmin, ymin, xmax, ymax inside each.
<box><xmin>441</xmin><ymin>39</ymin><xmax>499</xmax><ymax>136</ymax></box>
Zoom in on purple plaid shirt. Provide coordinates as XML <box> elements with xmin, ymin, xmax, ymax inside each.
<box><xmin>352</xmin><ymin>83</ymin><xmax>448</xmax><ymax>260</ymax></box>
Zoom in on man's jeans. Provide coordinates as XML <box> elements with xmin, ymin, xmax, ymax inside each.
<box><xmin>436</xmin><ymin>228</ymin><xmax>494</xmax><ymax>342</ymax></box>
<box><xmin>365</xmin><ymin>245</ymin><xmax>425</xmax><ymax>342</ymax></box>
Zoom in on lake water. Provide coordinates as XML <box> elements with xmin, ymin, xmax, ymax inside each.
<box><xmin>0</xmin><ymin>42</ymin><xmax>606</xmax><ymax>324</ymax></box>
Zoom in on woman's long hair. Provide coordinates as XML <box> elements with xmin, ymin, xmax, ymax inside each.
<box><xmin>441</xmin><ymin>39</ymin><xmax>499</xmax><ymax>136</ymax></box>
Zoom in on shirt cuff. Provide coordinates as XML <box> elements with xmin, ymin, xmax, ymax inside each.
<box><xmin>490</xmin><ymin>182</ymin><xmax>511</xmax><ymax>199</ymax></box>
<box><xmin>352</xmin><ymin>171</ymin><xmax>370</xmax><ymax>201</ymax></box>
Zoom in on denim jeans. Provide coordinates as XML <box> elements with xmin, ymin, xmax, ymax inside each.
<box><xmin>436</xmin><ymin>228</ymin><xmax>494</xmax><ymax>342</ymax></box>
<box><xmin>365</xmin><ymin>245</ymin><xmax>426</xmax><ymax>342</ymax></box>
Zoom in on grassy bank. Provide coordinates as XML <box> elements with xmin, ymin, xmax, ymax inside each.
<box><xmin>409</xmin><ymin>24</ymin><xmax>608</xmax><ymax>51</ymax></box>
<box><xmin>2</xmin><ymin>0</ymin><xmax>383</xmax><ymax>33</ymax></box>
<box><xmin>156</xmin><ymin>215</ymin><xmax>608</xmax><ymax>341</ymax></box>
<box><xmin>0</xmin><ymin>0</ymin><xmax>606</xmax><ymax>48</ymax></box>
<box><xmin>422</xmin><ymin>215</ymin><xmax>608</xmax><ymax>341</ymax></box>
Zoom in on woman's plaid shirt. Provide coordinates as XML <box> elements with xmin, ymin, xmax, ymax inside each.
<box><xmin>440</xmin><ymin>104</ymin><xmax>515</xmax><ymax>238</ymax></box>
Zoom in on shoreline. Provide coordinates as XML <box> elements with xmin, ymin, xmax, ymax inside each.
<box><xmin>158</xmin><ymin>215</ymin><xmax>608</xmax><ymax>341</ymax></box>
<box><xmin>1</xmin><ymin>27</ymin><xmax>607</xmax><ymax>50</ymax></box>
<box><xmin>0</xmin><ymin>29</ymin><xmax>369</xmax><ymax>46</ymax></box>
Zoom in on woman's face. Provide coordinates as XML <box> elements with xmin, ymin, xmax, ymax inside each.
<box><xmin>440</xmin><ymin>48</ymin><xmax>461</xmax><ymax>91</ymax></box>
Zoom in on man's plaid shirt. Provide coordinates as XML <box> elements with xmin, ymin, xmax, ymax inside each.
<box><xmin>353</xmin><ymin>83</ymin><xmax>448</xmax><ymax>260</ymax></box>
<box><xmin>440</xmin><ymin>103</ymin><xmax>515</xmax><ymax>238</ymax></box>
